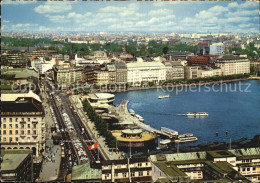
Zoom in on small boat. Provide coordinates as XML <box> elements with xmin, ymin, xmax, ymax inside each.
<box><xmin>175</xmin><ymin>136</ymin><xmax>198</xmax><ymax>143</ymax></box>
<box><xmin>161</xmin><ymin>127</ymin><xmax>178</xmax><ymax>136</ymax></box>
<box><xmin>176</xmin><ymin>133</ymin><xmax>198</xmax><ymax>143</ymax></box>
<box><xmin>160</xmin><ymin>139</ymin><xmax>172</xmax><ymax>149</ymax></box>
<box><xmin>185</xmin><ymin>112</ymin><xmax>208</xmax><ymax>116</ymax></box>
<box><xmin>135</xmin><ymin>114</ymin><xmax>144</xmax><ymax>122</ymax></box>
<box><xmin>129</xmin><ymin>109</ymin><xmax>135</xmax><ymax>116</ymax></box>
<box><xmin>158</xmin><ymin>94</ymin><xmax>170</xmax><ymax>99</ymax></box>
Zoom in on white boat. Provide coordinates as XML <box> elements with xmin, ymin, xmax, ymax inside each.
<box><xmin>185</xmin><ymin>112</ymin><xmax>208</xmax><ymax>116</ymax></box>
<box><xmin>135</xmin><ymin>114</ymin><xmax>144</xmax><ymax>122</ymax></box>
<box><xmin>176</xmin><ymin>133</ymin><xmax>198</xmax><ymax>143</ymax></box>
<box><xmin>175</xmin><ymin>136</ymin><xmax>198</xmax><ymax>143</ymax></box>
<box><xmin>129</xmin><ymin>109</ymin><xmax>135</xmax><ymax>116</ymax></box>
<box><xmin>158</xmin><ymin>94</ymin><xmax>170</xmax><ymax>99</ymax></box>
<box><xmin>161</xmin><ymin>127</ymin><xmax>178</xmax><ymax>136</ymax></box>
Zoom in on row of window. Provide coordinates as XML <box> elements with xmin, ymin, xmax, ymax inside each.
<box><xmin>1</xmin><ymin>130</ymin><xmax>37</xmax><ymax>135</ymax></box>
<box><xmin>238</xmin><ymin>167</ymin><xmax>256</xmax><ymax>172</ymax></box>
<box><xmin>2</xmin><ymin>117</ymin><xmax>38</xmax><ymax>122</ymax></box>
<box><xmin>105</xmin><ymin>171</ymin><xmax>150</xmax><ymax>179</ymax></box>
<box><xmin>2</xmin><ymin>136</ymin><xmax>37</xmax><ymax>142</ymax></box>
<box><xmin>2</xmin><ymin>124</ymin><xmax>37</xmax><ymax>129</ymax></box>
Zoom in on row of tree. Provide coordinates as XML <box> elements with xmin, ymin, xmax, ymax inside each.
<box><xmin>82</xmin><ymin>99</ymin><xmax>117</xmax><ymax>148</ymax></box>
<box><xmin>2</xmin><ymin>36</ymin><xmax>198</xmax><ymax>57</ymax></box>
<box><xmin>229</xmin><ymin>43</ymin><xmax>260</xmax><ymax>59</ymax></box>
<box><xmin>163</xmin><ymin>73</ymin><xmax>251</xmax><ymax>85</ymax></box>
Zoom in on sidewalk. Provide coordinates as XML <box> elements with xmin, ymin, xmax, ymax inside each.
<box><xmin>38</xmin><ymin>145</ymin><xmax>61</xmax><ymax>182</ymax></box>
<box><xmin>70</xmin><ymin>95</ymin><xmax>125</xmax><ymax>160</ymax></box>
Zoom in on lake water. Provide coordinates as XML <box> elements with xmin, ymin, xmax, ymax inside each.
<box><xmin>114</xmin><ymin>80</ymin><xmax>260</xmax><ymax>145</ymax></box>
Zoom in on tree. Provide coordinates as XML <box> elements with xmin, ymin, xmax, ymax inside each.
<box><xmin>163</xmin><ymin>46</ymin><xmax>169</xmax><ymax>54</ymax></box>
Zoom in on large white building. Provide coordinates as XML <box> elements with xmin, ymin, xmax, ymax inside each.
<box><xmin>214</xmin><ymin>55</ymin><xmax>250</xmax><ymax>76</ymax></box>
<box><xmin>210</xmin><ymin>43</ymin><xmax>225</xmax><ymax>56</ymax></box>
<box><xmin>1</xmin><ymin>91</ymin><xmax>45</xmax><ymax>162</ymax></box>
<box><xmin>127</xmin><ymin>59</ymin><xmax>166</xmax><ymax>85</ymax></box>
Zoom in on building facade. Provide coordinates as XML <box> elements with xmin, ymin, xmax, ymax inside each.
<box><xmin>53</xmin><ymin>65</ymin><xmax>83</xmax><ymax>89</ymax></box>
<box><xmin>127</xmin><ymin>61</ymin><xmax>166</xmax><ymax>85</ymax></box>
<box><xmin>101</xmin><ymin>158</ymin><xmax>152</xmax><ymax>182</ymax></box>
<box><xmin>213</xmin><ymin>55</ymin><xmax>250</xmax><ymax>76</ymax></box>
<box><xmin>210</xmin><ymin>43</ymin><xmax>225</xmax><ymax>56</ymax></box>
<box><xmin>1</xmin><ymin>91</ymin><xmax>45</xmax><ymax>162</ymax></box>
<box><xmin>115</xmin><ymin>62</ymin><xmax>127</xmax><ymax>84</ymax></box>
<box><xmin>164</xmin><ymin>62</ymin><xmax>184</xmax><ymax>80</ymax></box>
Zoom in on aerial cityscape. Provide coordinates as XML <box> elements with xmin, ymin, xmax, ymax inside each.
<box><xmin>1</xmin><ymin>0</ymin><xmax>260</xmax><ymax>182</ymax></box>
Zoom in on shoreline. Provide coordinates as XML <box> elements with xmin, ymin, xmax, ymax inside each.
<box><xmin>97</xmin><ymin>77</ymin><xmax>260</xmax><ymax>93</ymax></box>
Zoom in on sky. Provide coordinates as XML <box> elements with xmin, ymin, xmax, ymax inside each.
<box><xmin>2</xmin><ymin>0</ymin><xmax>259</xmax><ymax>33</ymax></box>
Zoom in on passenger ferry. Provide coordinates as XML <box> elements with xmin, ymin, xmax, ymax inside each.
<box><xmin>135</xmin><ymin>114</ymin><xmax>144</xmax><ymax>122</ymax></box>
<box><xmin>129</xmin><ymin>109</ymin><xmax>135</xmax><ymax>116</ymax></box>
<box><xmin>175</xmin><ymin>133</ymin><xmax>198</xmax><ymax>143</ymax></box>
<box><xmin>160</xmin><ymin>139</ymin><xmax>172</xmax><ymax>149</ymax></box>
<box><xmin>158</xmin><ymin>94</ymin><xmax>170</xmax><ymax>99</ymax></box>
<box><xmin>161</xmin><ymin>127</ymin><xmax>178</xmax><ymax>136</ymax></box>
<box><xmin>185</xmin><ymin>112</ymin><xmax>208</xmax><ymax>116</ymax></box>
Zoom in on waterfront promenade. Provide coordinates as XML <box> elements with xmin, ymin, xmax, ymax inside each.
<box><xmin>69</xmin><ymin>95</ymin><xmax>125</xmax><ymax>160</ymax></box>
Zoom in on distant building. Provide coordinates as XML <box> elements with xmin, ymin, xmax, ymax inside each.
<box><xmin>198</xmin><ymin>67</ymin><xmax>222</xmax><ymax>78</ymax></box>
<box><xmin>166</xmin><ymin>51</ymin><xmax>193</xmax><ymax>61</ymax></box>
<box><xmin>53</xmin><ymin>65</ymin><xmax>83</xmax><ymax>89</ymax></box>
<box><xmin>213</xmin><ymin>55</ymin><xmax>250</xmax><ymax>76</ymax></box>
<box><xmin>187</xmin><ymin>55</ymin><xmax>218</xmax><ymax>66</ymax></box>
<box><xmin>127</xmin><ymin>60</ymin><xmax>166</xmax><ymax>85</ymax></box>
<box><xmin>184</xmin><ymin>66</ymin><xmax>199</xmax><ymax>79</ymax></box>
<box><xmin>94</xmin><ymin>70</ymin><xmax>110</xmax><ymax>85</ymax></box>
<box><xmin>115</xmin><ymin>62</ymin><xmax>127</xmax><ymax>84</ymax></box>
<box><xmin>1</xmin><ymin>91</ymin><xmax>45</xmax><ymax>163</ymax></box>
<box><xmin>198</xmin><ymin>41</ymin><xmax>210</xmax><ymax>55</ymax></box>
<box><xmin>1</xmin><ymin>52</ymin><xmax>28</xmax><ymax>68</ymax></box>
<box><xmin>106</xmin><ymin>64</ymin><xmax>116</xmax><ymax>84</ymax></box>
<box><xmin>210</xmin><ymin>43</ymin><xmax>225</xmax><ymax>56</ymax></box>
<box><xmin>1</xmin><ymin>149</ymin><xmax>33</xmax><ymax>182</ymax></box>
<box><xmin>164</xmin><ymin>61</ymin><xmax>184</xmax><ymax>80</ymax></box>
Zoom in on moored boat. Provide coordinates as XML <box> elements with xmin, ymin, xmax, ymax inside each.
<box><xmin>135</xmin><ymin>114</ymin><xmax>144</xmax><ymax>122</ymax></box>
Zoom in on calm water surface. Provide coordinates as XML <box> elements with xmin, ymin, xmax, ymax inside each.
<box><xmin>114</xmin><ymin>80</ymin><xmax>260</xmax><ymax>145</ymax></box>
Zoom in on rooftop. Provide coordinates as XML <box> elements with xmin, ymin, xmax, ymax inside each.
<box><xmin>150</xmin><ymin>151</ymin><xmax>206</xmax><ymax>162</ymax></box>
<box><xmin>1</xmin><ymin>150</ymin><xmax>31</xmax><ymax>171</ymax></box>
<box><xmin>153</xmin><ymin>162</ymin><xmax>187</xmax><ymax>177</ymax></box>
<box><xmin>1</xmin><ymin>90</ymin><xmax>41</xmax><ymax>103</ymax></box>
<box><xmin>207</xmin><ymin>150</ymin><xmax>235</xmax><ymax>158</ymax></box>
<box><xmin>72</xmin><ymin>162</ymin><xmax>101</xmax><ymax>181</ymax></box>
<box><xmin>122</xmin><ymin>129</ymin><xmax>142</xmax><ymax>134</ymax></box>
<box><xmin>127</xmin><ymin>61</ymin><xmax>165</xmax><ymax>68</ymax></box>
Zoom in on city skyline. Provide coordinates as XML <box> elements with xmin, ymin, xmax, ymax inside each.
<box><xmin>2</xmin><ymin>0</ymin><xmax>259</xmax><ymax>33</ymax></box>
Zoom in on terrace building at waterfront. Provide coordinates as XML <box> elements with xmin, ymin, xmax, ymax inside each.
<box><xmin>127</xmin><ymin>59</ymin><xmax>166</xmax><ymax>85</ymax></box>
<box><xmin>213</xmin><ymin>55</ymin><xmax>250</xmax><ymax>76</ymax></box>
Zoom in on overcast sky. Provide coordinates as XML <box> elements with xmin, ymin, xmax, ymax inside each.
<box><xmin>2</xmin><ymin>0</ymin><xmax>259</xmax><ymax>33</ymax></box>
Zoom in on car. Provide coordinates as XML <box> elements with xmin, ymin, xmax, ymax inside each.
<box><xmin>73</xmin><ymin>162</ymin><xmax>77</xmax><ymax>166</ymax></box>
<box><xmin>61</xmin><ymin>151</ymin><xmax>65</xmax><ymax>158</ymax></box>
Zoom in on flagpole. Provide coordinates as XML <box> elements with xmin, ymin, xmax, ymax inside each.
<box><xmin>98</xmin><ymin>144</ymin><xmax>99</xmax><ymax>161</ymax></box>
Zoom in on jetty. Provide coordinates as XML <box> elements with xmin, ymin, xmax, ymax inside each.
<box><xmin>116</xmin><ymin>100</ymin><xmax>178</xmax><ymax>139</ymax></box>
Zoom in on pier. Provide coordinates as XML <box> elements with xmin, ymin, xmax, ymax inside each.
<box><xmin>116</xmin><ymin>100</ymin><xmax>177</xmax><ymax>139</ymax></box>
